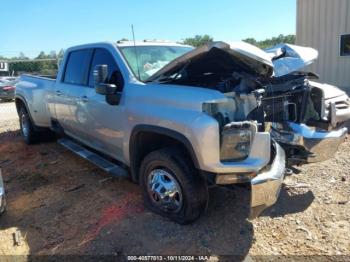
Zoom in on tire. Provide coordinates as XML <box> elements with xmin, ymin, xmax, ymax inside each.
<box><xmin>18</xmin><ymin>106</ymin><xmax>56</xmax><ymax>144</ymax></box>
<box><xmin>140</xmin><ymin>147</ymin><xmax>208</xmax><ymax>224</ymax></box>
<box><xmin>19</xmin><ymin>106</ymin><xmax>40</xmax><ymax>144</ymax></box>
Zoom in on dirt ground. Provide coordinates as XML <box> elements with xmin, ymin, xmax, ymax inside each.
<box><xmin>0</xmin><ymin>101</ymin><xmax>349</xmax><ymax>260</ymax></box>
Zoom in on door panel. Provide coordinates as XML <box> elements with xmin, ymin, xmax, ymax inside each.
<box><xmin>82</xmin><ymin>87</ymin><xmax>125</xmax><ymax>161</ymax></box>
<box><xmin>55</xmin><ymin>49</ymin><xmax>92</xmax><ymax>140</ymax></box>
<box><xmin>81</xmin><ymin>48</ymin><xmax>125</xmax><ymax>161</ymax></box>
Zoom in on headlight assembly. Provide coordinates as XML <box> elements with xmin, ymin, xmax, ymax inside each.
<box><xmin>220</xmin><ymin>122</ymin><xmax>256</xmax><ymax>162</ymax></box>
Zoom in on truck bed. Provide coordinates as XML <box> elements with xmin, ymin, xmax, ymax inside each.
<box><xmin>15</xmin><ymin>74</ymin><xmax>56</xmax><ymax>127</ymax></box>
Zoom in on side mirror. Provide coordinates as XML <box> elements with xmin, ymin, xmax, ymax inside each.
<box><xmin>93</xmin><ymin>64</ymin><xmax>121</xmax><ymax>105</ymax></box>
<box><xmin>94</xmin><ymin>65</ymin><xmax>116</xmax><ymax>95</ymax></box>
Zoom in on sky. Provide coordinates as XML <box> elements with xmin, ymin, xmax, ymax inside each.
<box><xmin>0</xmin><ymin>0</ymin><xmax>296</xmax><ymax>58</ymax></box>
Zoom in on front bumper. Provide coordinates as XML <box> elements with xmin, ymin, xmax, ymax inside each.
<box><xmin>250</xmin><ymin>142</ymin><xmax>286</xmax><ymax>218</ymax></box>
<box><xmin>215</xmin><ymin>142</ymin><xmax>286</xmax><ymax>218</ymax></box>
<box><xmin>328</xmin><ymin>97</ymin><xmax>350</xmax><ymax>128</ymax></box>
<box><xmin>272</xmin><ymin>122</ymin><xmax>347</xmax><ymax>163</ymax></box>
<box><xmin>0</xmin><ymin>171</ymin><xmax>5</xmax><ymax>214</ymax></box>
<box><xmin>0</xmin><ymin>90</ymin><xmax>15</xmax><ymax>100</ymax></box>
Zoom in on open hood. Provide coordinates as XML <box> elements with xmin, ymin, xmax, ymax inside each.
<box><xmin>147</xmin><ymin>41</ymin><xmax>274</xmax><ymax>82</ymax></box>
<box><xmin>265</xmin><ymin>44</ymin><xmax>319</xmax><ymax>77</ymax></box>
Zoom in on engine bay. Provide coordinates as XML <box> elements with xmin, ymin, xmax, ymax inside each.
<box><xmin>169</xmin><ymin>70</ymin><xmax>349</xmax><ymax>164</ymax></box>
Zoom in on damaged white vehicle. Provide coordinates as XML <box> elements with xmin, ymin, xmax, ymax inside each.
<box><xmin>15</xmin><ymin>40</ymin><xmax>350</xmax><ymax>223</ymax></box>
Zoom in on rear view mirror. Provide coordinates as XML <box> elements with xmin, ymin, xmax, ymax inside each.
<box><xmin>93</xmin><ymin>64</ymin><xmax>121</xmax><ymax>105</ymax></box>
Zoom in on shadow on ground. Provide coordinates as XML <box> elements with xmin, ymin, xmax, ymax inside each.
<box><xmin>261</xmin><ymin>185</ymin><xmax>315</xmax><ymax>218</ymax></box>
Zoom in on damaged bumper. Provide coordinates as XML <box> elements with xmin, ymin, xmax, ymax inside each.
<box><xmin>0</xmin><ymin>171</ymin><xmax>5</xmax><ymax>214</ymax></box>
<box><xmin>329</xmin><ymin>100</ymin><xmax>350</xmax><ymax>128</ymax></box>
<box><xmin>272</xmin><ymin>122</ymin><xmax>347</xmax><ymax>163</ymax></box>
<box><xmin>250</xmin><ymin>142</ymin><xmax>286</xmax><ymax>218</ymax></box>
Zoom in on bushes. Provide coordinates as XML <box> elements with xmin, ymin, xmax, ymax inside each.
<box><xmin>9</xmin><ymin>60</ymin><xmax>58</xmax><ymax>76</ymax></box>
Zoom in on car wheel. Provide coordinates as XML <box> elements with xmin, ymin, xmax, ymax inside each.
<box><xmin>140</xmin><ymin>147</ymin><xmax>208</xmax><ymax>224</ymax></box>
<box><xmin>19</xmin><ymin>107</ymin><xmax>39</xmax><ymax>144</ymax></box>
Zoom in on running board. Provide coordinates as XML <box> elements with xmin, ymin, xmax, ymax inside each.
<box><xmin>58</xmin><ymin>138</ymin><xmax>128</xmax><ymax>178</ymax></box>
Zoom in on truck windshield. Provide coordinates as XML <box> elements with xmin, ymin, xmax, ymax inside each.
<box><xmin>119</xmin><ymin>45</ymin><xmax>193</xmax><ymax>81</ymax></box>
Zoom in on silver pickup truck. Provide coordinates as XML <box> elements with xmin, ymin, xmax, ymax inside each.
<box><xmin>15</xmin><ymin>41</ymin><xmax>350</xmax><ymax>223</ymax></box>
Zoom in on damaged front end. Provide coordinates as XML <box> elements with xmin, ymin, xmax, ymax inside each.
<box><xmin>148</xmin><ymin>41</ymin><xmax>350</xmax><ymax>217</ymax></box>
<box><xmin>261</xmin><ymin>73</ymin><xmax>349</xmax><ymax>165</ymax></box>
<box><xmin>271</xmin><ymin>122</ymin><xmax>347</xmax><ymax>163</ymax></box>
<box><xmin>263</xmin><ymin>44</ymin><xmax>350</xmax><ymax>164</ymax></box>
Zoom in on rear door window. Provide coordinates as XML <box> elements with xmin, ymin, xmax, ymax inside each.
<box><xmin>63</xmin><ymin>49</ymin><xmax>92</xmax><ymax>85</ymax></box>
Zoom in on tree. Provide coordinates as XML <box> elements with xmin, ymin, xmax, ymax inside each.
<box><xmin>242</xmin><ymin>38</ymin><xmax>257</xmax><ymax>46</ymax></box>
<box><xmin>57</xmin><ymin>49</ymin><xmax>65</xmax><ymax>58</ymax></box>
<box><xmin>36</xmin><ymin>51</ymin><xmax>48</xmax><ymax>60</ymax></box>
<box><xmin>242</xmin><ymin>34</ymin><xmax>296</xmax><ymax>49</ymax></box>
<box><xmin>182</xmin><ymin>35</ymin><xmax>214</xmax><ymax>47</ymax></box>
<box><xmin>49</xmin><ymin>50</ymin><xmax>57</xmax><ymax>59</ymax></box>
<box><xmin>19</xmin><ymin>52</ymin><xmax>29</xmax><ymax>60</ymax></box>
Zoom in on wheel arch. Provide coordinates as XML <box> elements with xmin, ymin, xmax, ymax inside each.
<box><xmin>15</xmin><ymin>96</ymin><xmax>33</xmax><ymax>120</ymax></box>
<box><xmin>15</xmin><ymin>96</ymin><xmax>40</xmax><ymax>131</ymax></box>
<box><xmin>129</xmin><ymin>125</ymin><xmax>200</xmax><ymax>182</ymax></box>
<box><xmin>15</xmin><ymin>96</ymin><xmax>27</xmax><ymax>112</ymax></box>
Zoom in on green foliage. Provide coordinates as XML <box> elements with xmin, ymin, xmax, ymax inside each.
<box><xmin>9</xmin><ymin>60</ymin><xmax>58</xmax><ymax>76</ymax></box>
<box><xmin>182</xmin><ymin>35</ymin><xmax>214</xmax><ymax>47</ymax></box>
<box><xmin>4</xmin><ymin>51</ymin><xmax>59</xmax><ymax>76</ymax></box>
<box><xmin>242</xmin><ymin>34</ymin><xmax>296</xmax><ymax>49</ymax></box>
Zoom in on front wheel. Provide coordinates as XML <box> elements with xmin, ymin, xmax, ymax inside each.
<box><xmin>140</xmin><ymin>148</ymin><xmax>208</xmax><ymax>224</ymax></box>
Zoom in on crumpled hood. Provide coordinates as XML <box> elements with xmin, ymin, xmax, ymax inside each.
<box><xmin>147</xmin><ymin>42</ymin><xmax>319</xmax><ymax>82</ymax></box>
<box><xmin>265</xmin><ymin>44</ymin><xmax>319</xmax><ymax>77</ymax></box>
<box><xmin>147</xmin><ymin>41</ymin><xmax>274</xmax><ymax>82</ymax></box>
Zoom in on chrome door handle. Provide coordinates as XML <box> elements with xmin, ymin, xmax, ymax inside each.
<box><xmin>81</xmin><ymin>96</ymin><xmax>89</xmax><ymax>103</ymax></box>
<box><xmin>56</xmin><ymin>90</ymin><xmax>63</xmax><ymax>96</ymax></box>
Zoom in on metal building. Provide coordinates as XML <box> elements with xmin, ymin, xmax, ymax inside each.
<box><xmin>296</xmin><ymin>0</ymin><xmax>350</xmax><ymax>91</ymax></box>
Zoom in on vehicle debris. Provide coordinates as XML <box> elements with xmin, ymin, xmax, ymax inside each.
<box><xmin>296</xmin><ymin>226</ymin><xmax>313</xmax><ymax>240</ymax></box>
<box><xmin>99</xmin><ymin>177</ymin><xmax>113</xmax><ymax>185</ymax></box>
<box><xmin>65</xmin><ymin>184</ymin><xmax>85</xmax><ymax>192</ymax></box>
<box><xmin>12</xmin><ymin>230</ymin><xmax>21</xmax><ymax>246</ymax></box>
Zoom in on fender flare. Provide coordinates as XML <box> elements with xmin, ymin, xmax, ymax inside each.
<box><xmin>15</xmin><ymin>95</ymin><xmax>38</xmax><ymax>130</ymax></box>
<box><xmin>129</xmin><ymin>125</ymin><xmax>200</xmax><ymax>181</ymax></box>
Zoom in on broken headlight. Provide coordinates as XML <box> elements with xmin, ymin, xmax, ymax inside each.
<box><xmin>220</xmin><ymin>122</ymin><xmax>255</xmax><ymax>162</ymax></box>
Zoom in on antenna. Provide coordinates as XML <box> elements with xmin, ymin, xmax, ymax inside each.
<box><xmin>131</xmin><ymin>24</ymin><xmax>141</xmax><ymax>80</ymax></box>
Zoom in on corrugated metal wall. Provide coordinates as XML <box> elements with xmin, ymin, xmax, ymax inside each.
<box><xmin>296</xmin><ymin>0</ymin><xmax>350</xmax><ymax>91</ymax></box>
